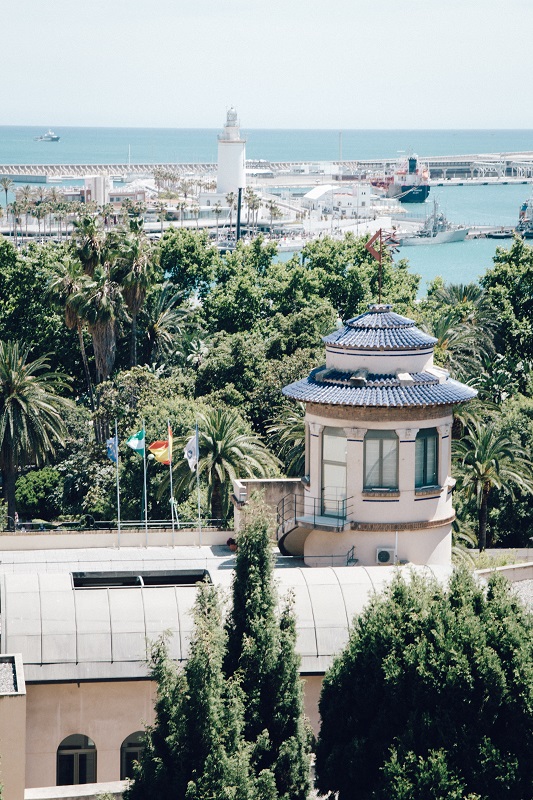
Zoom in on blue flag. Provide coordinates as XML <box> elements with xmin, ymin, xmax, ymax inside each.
<box><xmin>106</xmin><ymin>435</ymin><xmax>118</xmax><ymax>463</ymax></box>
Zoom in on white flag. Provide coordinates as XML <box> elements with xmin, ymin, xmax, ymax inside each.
<box><xmin>184</xmin><ymin>435</ymin><xmax>197</xmax><ymax>471</ymax></box>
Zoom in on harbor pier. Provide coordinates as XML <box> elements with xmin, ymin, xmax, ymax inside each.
<box><xmin>2</xmin><ymin>151</ymin><xmax>533</xmax><ymax>183</ymax></box>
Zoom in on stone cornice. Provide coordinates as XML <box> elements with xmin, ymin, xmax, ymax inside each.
<box><xmin>349</xmin><ymin>513</ymin><xmax>455</xmax><ymax>532</ymax></box>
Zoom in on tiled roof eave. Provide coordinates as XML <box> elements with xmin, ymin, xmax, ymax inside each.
<box><xmin>324</xmin><ymin>344</ymin><xmax>435</xmax><ymax>352</ymax></box>
<box><xmin>282</xmin><ymin>378</ymin><xmax>477</xmax><ymax>408</ymax></box>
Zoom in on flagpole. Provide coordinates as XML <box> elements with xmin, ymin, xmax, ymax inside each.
<box><xmin>168</xmin><ymin>419</ymin><xmax>175</xmax><ymax>547</ymax></box>
<box><xmin>143</xmin><ymin>419</ymin><xmax>148</xmax><ymax>548</ymax></box>
<box><xmin>115</xmin><ymin>419</ymin><xmax>121</xmax><ymax>548</ymax></box>
<box><xmin>196</xmin><ymin>421</ymin><xmax>202</xmax><ymax>548</ymax></box>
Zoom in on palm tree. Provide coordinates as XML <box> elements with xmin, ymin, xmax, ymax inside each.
<box><xmin>423</xmin><ymin>311</ymin><xmax>491</xmax><ymax>380</ymax></box>
<box><xmin>71</xmin><ymin>214</ymin><xmax>105</xmax><ymax>276</ymax></box>
<box><xmin>172</xmin><ymin>408</ymin><xmax>279</xmax><ymax>521</ymax></box>
<box><xmin>155</xmin><ymin>201</ymin><xmax>167</xmax><ymax>236</ymax></box>
<box><xmin>267</xmin><ymin>402</ymin><xmax>306</xmax><ymax>476</ymax></box>
<box><xmin>0</xmin><ymin>341</ymin><xmax>71</xmax><ymax>527</ymax></box>
<box><xmin>213</xmin><ymin>202</ymin><xmax>222</xmax><ymax>240</ymax></box>
<box><xmin>144</xmin><ymin>282</ymin><xmax>187</xmax><ymax>365</ymax></box>
<box><xmin>17</xmin><ymin>185</ymin><xmax>33</xmax><ymax>239</ymax></box>
<box><xmin>454</xmin><ymin>420</ymin><xmax>533</xmax><ymax>551</ymax></box>
<box><xmin>186</xmin><ymin>338</ymin><xmax>209</xmax><ymax>370</ymax></box>
<box><xmin>265</xmin><ymin>200</ymin><xmax>281</xmax><ymax>237</ymax></box>
<box><xmin>47</xmin><ymin>256</ymin><xmax>96</xmax><ymax>410</ymax></box>
<box><xmin>225</xmin><ymin>192</ymin><xmax>236</xmax><ymax>235</ymax></box>
<box><xmin>244</xmin><ymin>187</ymin><xmax>258</xmax><ymax>231</ymax></box>
<box><xmin>117</xmin><ymin>221</ymin><xmax>157</xmax><ymax>366</ymax></box>
<box><xmin>33</xmin><ymin>203</ymin><xmax>47</xmax><ymax>244</ymax></box>
<box><xmin>191</xmin><ymin>204</ymin><xmax>200</xmax><ymax>229</ymax></box>
<box><xmin>77</xmin><ymin>262</ymin><xmax>125</xmax><ymax>383</ymax></box>
<box><xmin>0</xmin><ymin>177</ymin><xmax>14</xmax><ymax>210</ymax></box>
<box><xmin>249</xmin><ymin>195</ymin><xmax>261</xmax><ymax>235</ymax></box>
<box><xmin>8</xmin><ymin>201</ymin><xmax>24</xmax><ymax>246</ymax></box>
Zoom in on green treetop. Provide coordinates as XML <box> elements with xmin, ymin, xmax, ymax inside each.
<box><xmin>315</xmin><ymin>568</ymin><xmax>533</xmax><ymax>800</ymax></box>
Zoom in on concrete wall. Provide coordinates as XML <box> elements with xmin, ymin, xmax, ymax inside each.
<box><xmin>0</xmin><ymin>528</ymin><xmax>230</xmax><ymax>551</ymax></box>
<box><xmin>0</xmin><ymin>655</ymin><xmax>27</xmax><ymax>800</ymax></box>
<box><xmin>25</xmin><ymin>673</ymin><xmax>326</xmax><ymax>790</ymax></box>
<box><xmin>233</xmin><ymin>478</ymin><xmax>304</xmax><ymax>533</ymax></box>
<box><xmin>25</xmin><ymin>682</ymin><xmax>155</xmax><ymax>789</ymax></box>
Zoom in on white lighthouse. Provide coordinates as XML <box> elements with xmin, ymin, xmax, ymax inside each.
<box><xmin>217</xmin><ymin>107</ymin><xmax>246</xmax><ymax>195</ymax></box>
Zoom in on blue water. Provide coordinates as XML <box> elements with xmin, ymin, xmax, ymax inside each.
<box><xmin>396</xmin><ymin>239</ymin><xmax>505</xmax><ymax>294</ymax></box>
<box><xmin>1</xmin><ymin>126</ymin><xmax>533</xmax><ymax>166</ymax></box>
<box><xmin>1</xmin><ymin>126</ymin><xmax>530</xmax><ymax>292</ymax></box>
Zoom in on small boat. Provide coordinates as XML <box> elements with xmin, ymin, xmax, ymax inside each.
<box><xmin>399</xmin><ymin>200</ymin><xmax>469</xmax><ymax>246</ymax></box>
<box><xmin>34</xmin><ymin>129</ymin><xmax>60</xmax><ymax>142</ymax></box>
<box><xmin>486</xmin><ymin>229</ymin><xmax>513</xmax><ymax>239</ymax></box>
<box><xmin>516</xmin><ymin>196</ymin><xmax>533</xmax><ymax>238</ymax></box>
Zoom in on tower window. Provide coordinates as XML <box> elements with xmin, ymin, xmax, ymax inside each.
<box><xmin>415</xmin><ymin>428</ymin><xmax>439</xmax><ymax>488</ymax></box>
<box><xmin>364</xmin><ymin>431</ymin><xmax>398</xmax><ymax>490</ymax></box>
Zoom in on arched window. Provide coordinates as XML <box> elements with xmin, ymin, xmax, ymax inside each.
<box><xmin>364</xmin><ymin>430</ymin><xmax>398</xmax><ymax>490</ymax></box>
<box><xmin>415</xmin><ymin>428</ymin><xmax>439</xmax><ymax>488</ymax></box>
<box><xmin>121</xmin><ymin>731</ymin><xmax>145</xmax><ymax>780</ymax></box>
<box><xmin>57</xmin><ymin>734</ymin><xmax>96</xmax><ymax>786</ymax></box>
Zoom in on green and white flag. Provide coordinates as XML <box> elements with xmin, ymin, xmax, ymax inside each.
<box><xmin>127</xmin><ymin>429</ymin><xmax>145</xmax><ymax>455</ymax></box>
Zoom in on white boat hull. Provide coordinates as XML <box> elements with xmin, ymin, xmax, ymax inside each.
<box><xmin>400</xmin><ymin>228</ymin><xmax>469</xmax><ymax>246</ymax></box>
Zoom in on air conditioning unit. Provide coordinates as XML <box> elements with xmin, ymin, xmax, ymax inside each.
<box><xmin>376</xmin><ymin>547</ymin><xmax>396</xmax><ymax>565</ymax></box>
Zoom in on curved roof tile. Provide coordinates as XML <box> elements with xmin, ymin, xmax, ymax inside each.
<box><xmin>283</xmin><ymin>369</ymin><xmax>477</xmax><ymax>408</ymax></box>
<box><xmin>323</xmin><ymin>304</ymin><xmax>437</xmax><ymax>351</ymax></box>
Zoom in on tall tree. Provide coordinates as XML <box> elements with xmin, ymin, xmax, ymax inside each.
<box><xmin>116</xmin><ymin>220</ymin><xmax>158</xmax><ymax>366</ymax></box>
<box><xmin>172</xmin><ymin>408</ymin><xmax>279</xmax><ymax>521</ymax></box>
<box><xmin>0</xmin><ymin>341</ymin><xmax>71</xmax><ymax>526</ymax></box>
<box><xmin>454</xmin><ymin>419</ymin><xmax>533</xmax><ymax>550</ymax></box>
<box><xmin>316</xmin><ymin>568</ymin><xmax>533</xmax><ymax>800</ymax></box>
<box><xmin>226</xmin><ymin>191</ymin><xmax>237</xmax><ymax>234</ymax></box>
<box><xmin>144</xmin><ymin>282</ymin><xmax>187</xmax><ymax>366</ymax></box>
<box><xmin>225</xmin><ymin>497</ymin><xmax>312</xmax><ymax>800</ymax></box>
<box><xmin>76</xmin><ymin>263</ymin><xmax>125</xmax><ymax>383</ymax></box>
<box><xmin>125</xmin><ymin>582</ymin><xmax>259</xmax><ymax>800</ymax></box>
<box><xmin>71</xmin><ymin>214</ymin><xmax>105</xmax><ymax>276</ymax></box>
<box><xmin>48</xmin><ymin>256</ymin><xmax>96</xmax><ymax>410</ymax></box>
<box><xmin>267</xmin><ymin>402</ymin><xmax>306</xmax><ymax>477</ymax></box>
<box><xmin>0</xmin><ymin>177</ymin><xmax>13</xmax><ymax>210</ymax></box>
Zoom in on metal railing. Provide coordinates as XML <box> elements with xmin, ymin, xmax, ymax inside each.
<box><xmin>1</xmin><ymin>517</ymin><xmax>231</xmax><ymax>533</ymax></box>
<box><xmin>276</xmin><ymin>493</ymin><xmax>352</xmax><ymax>538</ymax></box>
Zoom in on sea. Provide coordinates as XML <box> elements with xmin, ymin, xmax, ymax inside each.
<box><xmin>1</xmin><ymin>126</ymin><xmax>532</xmax><ymax>293</ymax></box>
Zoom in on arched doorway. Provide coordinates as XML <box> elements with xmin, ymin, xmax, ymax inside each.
<box><xmin>120</xmin><ymin>731</ymin><xmax>145</xmax><ymax>780</ymax></box>
<box><xmin>57</xmin><ymin>734</ymin><xmax>96</xmax><ymax>785</ymax></box>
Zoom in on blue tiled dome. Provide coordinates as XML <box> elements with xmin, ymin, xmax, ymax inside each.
<box><xmin>283</xmin><ymin>367</ymin><xmax>477</xmax><ymax>409</ymax></box>
<box><xmin>323</xmin><ymin>303</ymin><xmax>437</xmax><ymax>351</ymax></box>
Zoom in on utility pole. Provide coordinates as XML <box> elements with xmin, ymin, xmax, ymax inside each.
<box><xmin>236</xmin><ymin>187</ymin><xmax>242</xmax><ymax>242</ymax></box>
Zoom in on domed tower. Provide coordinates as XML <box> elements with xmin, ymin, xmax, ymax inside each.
<box><xmin>217</xmin><ymin>107</ymin><xmax>246</xmax><ymax>195</ymax></box>
<box><xmin>280</xmin><ymin>304</ymin><xmax>477</xmax><ymax>567</ymax></box>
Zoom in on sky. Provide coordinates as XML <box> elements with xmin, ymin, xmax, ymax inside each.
<box><xmin>4</xmin><ymin>0</ymin><xmax>533</xmax><ymax>129</ymax></box>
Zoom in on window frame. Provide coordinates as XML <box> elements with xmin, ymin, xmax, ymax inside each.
<box><xmin>57</xmin><ymin>734</ymin><xmax>96</xmax><ymax>786</ymax></box>
<box><xmin>415</xmin><ymin>427</ymin><xmax>439</xmax><ymax>489</ymax></box>
<box><xmin>363</xmin><ymin>430</ymin><xmax>399</xmax><ymax>491</ymax></box>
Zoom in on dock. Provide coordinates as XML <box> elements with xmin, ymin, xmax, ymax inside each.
<box><xmin>2</xmin><ymin>151</ymin><xmax>533</xmax><ymax>182</ymax></box>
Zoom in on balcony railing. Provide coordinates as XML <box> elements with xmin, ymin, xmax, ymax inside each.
<box><xmin>277</xmin><ymin>493</ymin><xmax>352</xmax><ymax>538</ymax></box>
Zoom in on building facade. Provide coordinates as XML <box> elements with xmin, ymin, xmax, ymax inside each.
<box><xmin>279</xmin><ymin>303</ymin><xmax>477</xmax><ymax>567</ymax></box>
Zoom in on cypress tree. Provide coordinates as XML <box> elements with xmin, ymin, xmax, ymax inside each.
<box><xmin>127</xmin><ymin>582</ymin><xmax>258</xmax><ymax>800</ymax></box>
<box><xmin>225</xmin><ymin>494</ymin><xmax>312</xmax><ymax>800</ymax></box>
<box><xmin>123</xmin><ymin>637</ymin><xmax>184</xmax><ymax>800</ymax></box>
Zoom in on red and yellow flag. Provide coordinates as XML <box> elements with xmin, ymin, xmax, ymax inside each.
<box><xmin>148</xmin><ymin>425</ymin><xmax>173</xmax><ymax>465</ymax></box>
